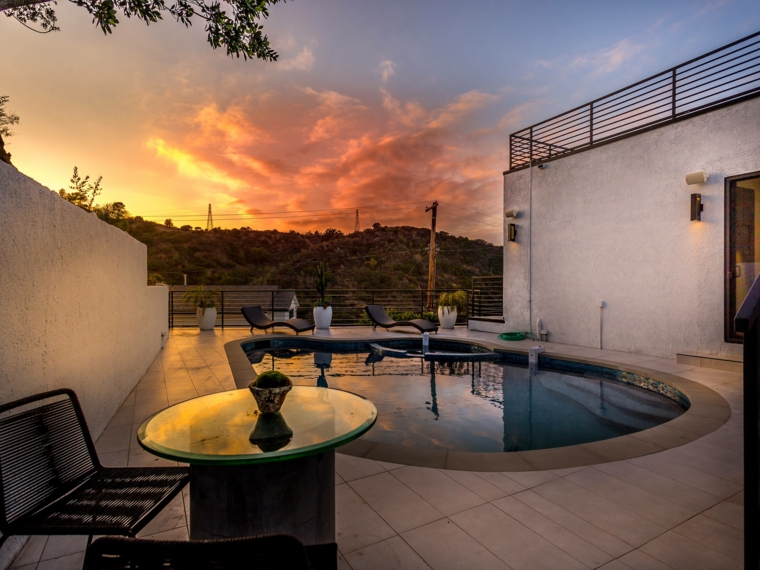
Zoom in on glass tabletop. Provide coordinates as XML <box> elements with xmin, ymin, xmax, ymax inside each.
<box><xmin>137</xmin><ymin>386</ymin><xmax>377</xmax><ymax>465</ymax></box>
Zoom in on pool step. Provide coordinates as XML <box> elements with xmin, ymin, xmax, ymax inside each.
<box><xmin>424</xmin><ymin>351</ymin><xmax>501</xmax><ymax>362</ymax></box>
<box><xmin>368</xmin><ymin>343</ymin><xmax>420</xmax><ymax>358</ymax></box>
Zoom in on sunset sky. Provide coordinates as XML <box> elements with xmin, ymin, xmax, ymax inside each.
<box><xmin>2</xmin><ymin>0</ymin><xmax>760</xmax><ymax>244</ymax></box>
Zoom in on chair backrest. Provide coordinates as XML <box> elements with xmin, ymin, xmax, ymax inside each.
<box><xmin>365</xmin><ymin>305</ymin><xmax>395</xmax><ymax>326</ymax></box>
<box><xmin>83</xmin><ymin>534</ymin><xmax>311</xmax><ymax>570</ymax></box>
<box><xmin>241</xmin><ymin>306</ymin><xmax>274</xmax><ymax>327</ymax></box>
<box><xmin>0</xmin><ymin>389</ymin><xmax>99</xmax><ymax>530</ymax></box>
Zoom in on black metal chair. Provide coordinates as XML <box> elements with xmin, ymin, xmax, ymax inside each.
<box><xmin>241</xmin><ymin>306</ymin><xmax>315</xmax><ymax>335</ymax></box>
<box><xmin>83</xmin><ymin>535</ymin><xmax>337</xmax><ymax>570</ymax></box>
<box><xmin>0</xmin><ymin>389</ymin><xmax>189</xmax><ymax>551</ymax></box>
<box><xmin>365</xmin><ymin>304</ymin><xmax>438</xmax><ymax>334</ymax></box>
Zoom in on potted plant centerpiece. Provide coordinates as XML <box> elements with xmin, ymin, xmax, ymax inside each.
<box><xmin>437</xmin><ymin>290</ymin><xmax>467</xmax><ymax>330</ymax></box>
<box><xmin>248</xmin><ymin>370</ymin><xmax>294</xmax><ymax>451</ymax></box>
<box><xmin>183</xmin><ymin>285</ymin><xmax>219</xmax><ymax>330</ymax></box>
<box><xmin>248</xmin><ymin>370</ymin><xmax>293</xmax><ymax>414</ymax></box>
<box><xmin>313</xmin><ymin>262</ymin><xmax>333</xmax><ymax>330</ymax></box>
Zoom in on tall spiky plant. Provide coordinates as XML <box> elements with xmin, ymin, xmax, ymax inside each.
<box><xmin>315</xmin><ymin>262</ymin><xmax>332</xmax><ymax>308</ymax></box>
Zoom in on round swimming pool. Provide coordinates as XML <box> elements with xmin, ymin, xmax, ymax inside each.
<box><xmin>242</xmin><ymin>339</ymin><xmax>687</xmax><ymax>453</ymax></box>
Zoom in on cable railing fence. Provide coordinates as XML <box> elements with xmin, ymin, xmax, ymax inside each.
<box><xmin>508</xmin><ymin>31</ymin><xmax>760</xmax><ymax>172</ymax></box>
<box><xmin>470</xmin><ymin>276</ymin><xmax>504</xmax><ymax>318</ymax></box>
<box><xmin>169</xmin><ymin>282</ymin><xmax>503</xmax><ymax>329</ymax></box>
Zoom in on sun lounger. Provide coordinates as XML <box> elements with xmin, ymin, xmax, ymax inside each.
<box><xmin>364</xmin><ymin>305</ymin><xmax>438</xmax><ymax>334</ymax></box>
<box><xmin>241</xmin><ymin>306</ymin><xmax>315</xmax><ymax>335</ymax></box>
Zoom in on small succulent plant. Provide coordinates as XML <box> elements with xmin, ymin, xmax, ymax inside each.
<box><xmin>252</xmin><ymin>370</ymin><xmax>292</xmax><ymax>389</ymax></box>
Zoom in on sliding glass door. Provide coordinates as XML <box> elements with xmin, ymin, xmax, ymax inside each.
<box><xmin>726</xmin><ymin>171</ymin><xmax>760</xmax><ymax>342</ymax></box>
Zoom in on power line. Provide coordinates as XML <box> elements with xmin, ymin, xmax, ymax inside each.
<box><xmin>138</xmin><ymin>201</ymin><xmax>431</xmax><ymax>219</ymax></box>
<box><xmin>437</xmin><ymin>200</ymin><xmax>503</xmax><ymax>222</ymax></box>
<box><xmin>437</xmin><ymin>210</ymin><xmax>502</xmax><ymax>229</ymax></box>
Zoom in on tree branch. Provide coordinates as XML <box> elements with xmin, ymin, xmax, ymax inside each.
<box><xmin>0</xmin><ymin>0</ymin><xmax>49</xmax><ymax>12</ymax></box>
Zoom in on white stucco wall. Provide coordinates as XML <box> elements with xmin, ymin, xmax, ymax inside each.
<box><xmin>0</xmin><ymin>162</ymin><xmax>167</xmax><ymax>432</ymax></box>
<box><xmin>503</xmin><ymin>97</ymin><xmax>760</xmax><ymax>358</ymax></box>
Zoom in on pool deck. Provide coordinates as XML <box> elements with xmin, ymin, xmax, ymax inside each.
<box><xmin>10</xmin><ymin>327</ymin><xmax>744</xmax><ymax>570</ymax></box>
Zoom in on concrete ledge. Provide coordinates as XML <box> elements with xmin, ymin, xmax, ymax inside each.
<box><xmin>677</xmin><ymin>351</ymin><xmax>742</xmax><ymax>373</ymax></box>
<box><xmin>467</xmin><ymin>318</ymin><xmax>510</xmax><ymax>333</ymax></box>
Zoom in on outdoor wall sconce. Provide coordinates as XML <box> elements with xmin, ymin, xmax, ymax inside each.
<box><xmin>504</xmin><ymin>209</ymin><xmax>519</xmax><ymax>219</ymax></box>
<box><xmin>691</xmin><ymin>193</ymin><xmax>703</xmax><ymax>221</ymax></box>
<box><xmin>508</xmin><ymin>223</ymin><xmax>517</xmax><ymax>242</ymax></box>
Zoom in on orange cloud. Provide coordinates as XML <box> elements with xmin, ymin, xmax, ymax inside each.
<box><xmin>146</xmin><ymin>137</ymin><xmax>248</xmax><ymax>192</ymax></box>
<box><xmin>142</xmin><ymin>84</ymin><xmax>509</xmax><ymax>241</ymax></box>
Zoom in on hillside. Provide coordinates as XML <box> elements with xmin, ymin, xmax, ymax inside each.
<box><xmin>125</xmin><ymin>221</ymin><xmax>503</xmax><ymax>289</ymax></box>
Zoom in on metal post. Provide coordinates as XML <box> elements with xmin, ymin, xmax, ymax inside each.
<box><xmin>169</xmin><ymin>291</ymin><xmax>173</xmax><ymax>329</ymax></box>
<box><xmin>589</xmin><ymin>102</ymin><xmax>594</xmax><ymax>146</ymax></box>
<box><xmin>425</xmin><ymin>202</ymin><xmax>439</xmax><ymax>310</ymax></box>
<box><xmin>221</xmin><ymin>291</ymin><xmax>225</xmax><ymax>330</ymax></box>
<box><xmin>271</xmin><ymin>290</ymin><xmax>275</xmax><ymax>320</ymax></box>
<box><xmin>744</xmin><ymin>322</ymin><xmax>759</xmax><ymax>568</ymax></box>
<box><xmin>671</xmin><ymin>69</ymin><xmax>677</xmax><ymax>119</ymax></box>
<box><xmin>420</xmin><ymin>290</ymin><xmax>424</xmax><ymax>318</ymax></box>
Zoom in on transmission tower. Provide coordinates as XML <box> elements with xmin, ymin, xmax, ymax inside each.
<box><xmin>206</xmin><ymin>204</ymin><xmax>213</xmax><ymax>231</ymax></box>
<box><xmin>354</xmin><ymin>209</ymin><xmax>360</xmax><ymax>233</ymax></box>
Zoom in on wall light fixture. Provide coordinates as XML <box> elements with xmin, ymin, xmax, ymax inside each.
<box><xmin>691</xmin><ymin>193</ymin><xmax>703</xmax><ymax>221</ymax></box>
<box><xmin>508</xmin><ymin>223</ymin><xmax>517</xmax><ymax>242</ymax></box>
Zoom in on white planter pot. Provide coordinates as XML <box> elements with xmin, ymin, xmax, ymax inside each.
<box><xmin>196</xmin><ymin>307</ymin><xmax>217</xmax><ymax>330</ymax></box>
<box><xmin>313</xmin><ymin>306</ymin><xmax>333</xmax><ymax>330</ymax></box>
<box><xmin>438</xmin><ymin>306</ymin><xmax>457</xmax><ymax>329</ymax></box>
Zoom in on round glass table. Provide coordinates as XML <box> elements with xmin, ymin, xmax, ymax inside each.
<box><xmin>138</xmin><ymin>386</ymin><xmax>377</xmax><ymax>546</ymax></box>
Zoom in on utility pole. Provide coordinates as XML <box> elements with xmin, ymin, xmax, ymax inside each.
<box><xmin>425</xmin><ymin>201</ymin><xmax>438</xmax><ymax>310</ymax></box>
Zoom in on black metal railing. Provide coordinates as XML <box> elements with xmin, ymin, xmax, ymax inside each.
<box><xmin>508</xmin><ymin>31</ymin><xmax>760</xmax><ymax>172</ymax></box>
<box><xmin>169</xmin><ymin>283</ymin><xmax>503</xmax><ymax>329</ymax></box>
<box><xmin>470</xmin><ymin>276</ymin><xmax>504</xmax><ymax>318</ymax></box>
<box><xmin>735</xmin><ymin>273</ymin><xmax>760</xmax><ymax>569</ymax></box>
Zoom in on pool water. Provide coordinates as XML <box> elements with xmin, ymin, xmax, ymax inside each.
<box><xmin>245</xmin><ymin>346</ymin><xmax>685</xmax><ymax>453</ymax></box>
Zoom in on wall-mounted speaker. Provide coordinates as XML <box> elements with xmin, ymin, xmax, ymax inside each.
<box><xmin>685</xmin><ymin>171</ymin><xmax>709</xmax><ymax>185</ymax></box>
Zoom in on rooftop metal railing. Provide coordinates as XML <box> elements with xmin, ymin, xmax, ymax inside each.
<box><xmin>508</xmin><ymin>31</ymin><xmax>760</xmax><ymax>172</ymax></box>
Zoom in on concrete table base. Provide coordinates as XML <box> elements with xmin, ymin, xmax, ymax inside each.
<box><xmin>189</xmin><ymin>450</ymin><xmax>335</xmax><ymax>545</ymax></box>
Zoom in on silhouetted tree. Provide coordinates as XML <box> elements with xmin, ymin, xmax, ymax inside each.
<box><xmin>58</xmin><ymin>167</ymin><xmax>130</xmax><ymax>227</ymax></box>
<box><xmin>0</xmin><ymin>95</ymin><xmax>19</xmax><ymax>166</ymax></box>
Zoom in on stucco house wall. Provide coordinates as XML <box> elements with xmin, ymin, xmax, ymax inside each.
<box><xmin>503</xmin><ymin>96</ymin><xmax>760</xmax><ymax>358</ymax></box>
<box><xmin>0</xmin><ymin>162</ymin><xmax>167</xmax><ymax>431</ymax></box>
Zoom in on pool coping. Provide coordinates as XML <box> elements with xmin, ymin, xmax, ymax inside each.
<box><xmin>223</xmin><ymin>333</ymin><xmax>732</xmax><ymax>472</ymax></box>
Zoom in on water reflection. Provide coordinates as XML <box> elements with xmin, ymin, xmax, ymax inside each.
<box><xmin>249</xmin><ymin>411</ymin><xmax>294</xmax><ymax>452</ymax></box>
<box><xmin>253</xmin><ymin>350</ymin><xmax>685</xmax><ymax>453</ymax></box>
<box><xmin>314</xmin><ymin>352</ymin><xmax>332</xmax><ymax>388</ymax></box>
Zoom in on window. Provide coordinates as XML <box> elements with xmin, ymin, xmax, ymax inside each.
<box><xmin>726</xmin><ymin>171</ymin><xmax>760</xmax><ymax>342</ymax></box>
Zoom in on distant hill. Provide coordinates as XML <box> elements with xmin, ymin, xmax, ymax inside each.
<box><xmin>126</xmin><ymin>220</ymin><xmax>503</xmax><ymax>289</ymax></box>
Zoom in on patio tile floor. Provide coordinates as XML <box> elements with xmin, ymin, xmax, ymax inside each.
<box><xmin>9</xmin><ymin>327</ymin><xmax>745</xmax><ymax>570</ymax></box>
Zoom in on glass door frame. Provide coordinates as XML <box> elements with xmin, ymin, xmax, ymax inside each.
<box><xmin>725</xmin><ymin>170</ymin><xmax>760</xmax><ymax>343</ymax></box>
